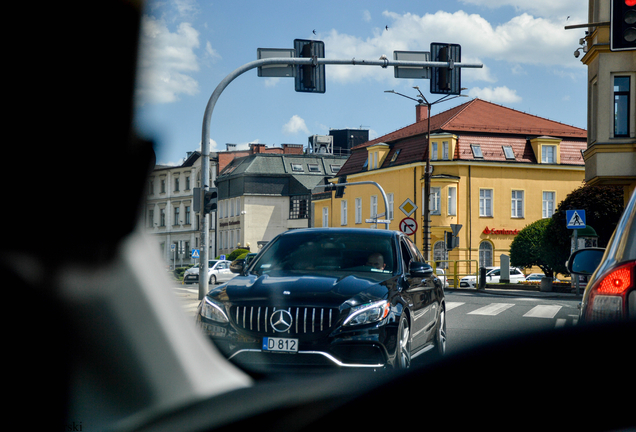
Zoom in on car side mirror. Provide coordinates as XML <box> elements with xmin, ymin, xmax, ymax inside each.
<box><xmin>409</xmin><ymin>261</ymin><xmax>433</xmax><ymax>277</ymax></box>
<box><xmin>567</xmin><ymin>248</ymin><xmax>605</xmax><ymax>275</ymax></box>
<box><xmin>230</xmin><ymin>259</ymin><xmax>246</xmax><ymax>274</ymax></box>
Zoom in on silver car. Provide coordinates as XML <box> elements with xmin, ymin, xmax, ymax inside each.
<box><xmin>183</xmin><ymin>260</ymin><xmax>236</xmax><ymax>284</ymax></box>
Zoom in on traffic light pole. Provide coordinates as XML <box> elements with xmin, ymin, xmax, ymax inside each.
<box><xmin>199</xmin><ymin>55</ymin><xmax>482</xmax><ymax>299</ymax></box>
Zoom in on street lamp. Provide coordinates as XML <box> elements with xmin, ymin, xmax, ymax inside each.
<box><xmin>385</xmin><ymin>87</ymin><xmax>468</xmax><ymax>260</ymax></box>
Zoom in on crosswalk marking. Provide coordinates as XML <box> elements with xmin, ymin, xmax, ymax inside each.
<box><xmin>446</xmin><ymin>302</ymin><xmax>465</xmax><ymax>311</ymax></box>
<box><xmin>523</xmin><ymin>305</ymin><xmax>562</xmax><ymax>319</ymax></box>
<box><xmin>468</xmin><ymin>303</ymin><xmax>515</xmax><ymax>316</ymax></box>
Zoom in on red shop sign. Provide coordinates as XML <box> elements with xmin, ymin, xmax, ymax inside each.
<box><xmin>483</xmin><ymin>226</ymin><xmax>520</xmax><ymax>235</ymax></box>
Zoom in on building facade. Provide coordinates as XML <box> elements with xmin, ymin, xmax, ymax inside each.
<box><xmin>313</xmin><ymin>99</ymin><xmax>587</xmax><ymax>281</ymax></box>
<box><xmin>216</xmin><ymin>151</ymin><xmax>348</xmax><ymax>255</ymax></box>
<box><xmin>579</xmin><ymin>0</ymin><xmax>636</xmax><ymax>201</ymax></box>
<box><xmin>145</xmin><ymin>151</ymin><xmax>214</xmax><ymax>269</ymax></box>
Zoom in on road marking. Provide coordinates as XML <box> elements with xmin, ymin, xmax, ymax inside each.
<box><xmin>446</xmin><ymin>302</ymin><xmax>465</xmax><ymax>311</ymax></box>
<box><xmin>468</xmin><ymin>303</ymin><xmax>515</xmax><ymax>316</ymax></box>
<box><xmin>523</xmin><ymin>305</ymin><xmax>562</xmax><ymax>319</ymax></box>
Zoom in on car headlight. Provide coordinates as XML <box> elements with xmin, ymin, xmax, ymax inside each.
<box><xmin>200</xmin><ymin>297</ymin><xmax>229</xmax><ymax>323</ymax></box>
<box><xmin>344</xmin><ymin>300</ymin><xmax>390</xmax><ymax>326</ymax></box>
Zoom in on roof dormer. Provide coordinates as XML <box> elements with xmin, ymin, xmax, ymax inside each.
<box><xmin>430</xmin><ymin>133</ymin><xmax>457</xmax><ymax>161</ymax></box>
<box><xmin>366</xmin><ymin>143</ymin><xmax>390</xmax><ymax>170</ymax></box>
<box><xmin>530</xmin><ymin>136</ymin><xmax>561</xmax><ymax>164</ymax></box>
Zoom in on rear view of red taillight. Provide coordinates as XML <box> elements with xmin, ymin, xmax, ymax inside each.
<box><xmin>586</xmin><ymin>262</ymin><xmax>635</xmax><ymax>321</ymax></box>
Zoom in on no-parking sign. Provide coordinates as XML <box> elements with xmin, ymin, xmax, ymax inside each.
<box><xmin>399</xmin><ymin>217</ymin><xmax>418</xmax><ymax>236</ymax></box>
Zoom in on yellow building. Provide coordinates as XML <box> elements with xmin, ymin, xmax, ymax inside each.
<box><xmin>313</xmin><ymin>99</ymin><xmax>587</xmax><ymax>282</ymax></box>
<box><xmin>575</xmin><ymin>0</ymin><xmax>636</xmax><ymax>203</ymax></box>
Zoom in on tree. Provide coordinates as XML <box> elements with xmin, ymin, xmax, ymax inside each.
<box><xmin>543</xmin><ymin>184</ymin><xmax>624</xmax><ymax>275</ymax></box>
<box><xmin>510</xmin><ymin>219</ymin><xmax>555</xmax><ymax>277</ymax></box>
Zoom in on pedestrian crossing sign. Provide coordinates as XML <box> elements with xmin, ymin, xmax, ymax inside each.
<box><xmin>191</xmin><ymin>249</ymin><xmax>200</xmax><ymax>258</ymax></box>
<box><xmin>566</xmin><ymin>210</ymin><xmax>586</xmax><ymax>229</ymax></box>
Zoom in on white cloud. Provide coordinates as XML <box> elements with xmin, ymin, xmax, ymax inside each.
<box><xmin>322</xmin><ymin>8</ymin><xmax>584</xmax><ymax>85</ymax></box>
<box><xmin>282</xmin><ymin>115</ymin><xmax>310</xmax><ymax>135</ymax></box>
<box><xmin>136</xmin><ymin>15</ymin><xmax>201</xmax><ymax>105</ymax></box>
<box><xmin>468</xmin><ymin>86</ymin><xmax>522</xmax><ymax>103</ymax></box>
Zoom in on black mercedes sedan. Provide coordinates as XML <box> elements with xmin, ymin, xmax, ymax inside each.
<box><xmin>195</xmin><ymin>228</ymin><xmax>446</xmax><ymax>371</ymax></box>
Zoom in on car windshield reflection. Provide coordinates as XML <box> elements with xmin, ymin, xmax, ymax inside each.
<box><xmin>251</xmin><ymin>231</ymin><xmax>396</xmax><ymax>277</ymax></box>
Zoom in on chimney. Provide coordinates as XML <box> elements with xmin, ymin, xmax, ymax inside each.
<box><xmin>249</xmin><ymin>143</ymin><xmax>265</xmax><ymax>154</ymax></box>
<box><xmin>416</xmin><ymin>104</ymin><xmax>428</xmax><ymax>122</ymax></box>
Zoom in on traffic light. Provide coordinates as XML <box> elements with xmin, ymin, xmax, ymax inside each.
<box><xmin>203</xmin><ymin>188</ymin><xmax>218</xmax><ymax>214</ymax></box>
<box><xmin>611</xmin><ymin>0</ymin><xmax>636</xmax><ymax>51</ymax></box>
<box><xmin>430</xmin><ymin>43</ymin><xmax>461</xmax><ymax>95</ymax></box>
<box><xmin>294</xmin><ymin>39</ymin><xmax>325</xmax><ymax>93</ymax></box>
<box><xmin>445</xmin><ymin>231</ymin><xmax>459</xmax><ymax>250</ymax></box>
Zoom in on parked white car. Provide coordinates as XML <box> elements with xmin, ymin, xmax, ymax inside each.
<box><xmin>460</xmin><ymin>266</ymin><xmax>526</xmax><ymax>288</ymax></box>
<box><xmin>435</xmin><ymin>268</ymin><xmax>449</xmax><ymax>288</ymax></box>
<box><xmin>183</xmin><ymin>260</ymin><xmax>236</xmax><ymax>284</ymax></box>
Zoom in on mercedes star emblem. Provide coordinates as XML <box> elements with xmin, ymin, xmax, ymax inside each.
<box><xmin>270</xmin><ymin>309</ymin><xmax>293</xmax><ymax>333</ymax></box>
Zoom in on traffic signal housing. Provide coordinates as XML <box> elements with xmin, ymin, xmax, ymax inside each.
<box><xmin>445</xmin><ymin>231</ymin><xmax>459</xmax><ymax>251</ymax></box>
<box><xmin>430</xmin><ymin>43</ymin><xmax>461</xmax><ymax>95</ymax></box>
<box><xmin>294</xmin><ymin>39</ymin><xmax>325</xmax><ymax>93</ymax></box>
<box><xmin>611</xmin><ymin>0</ymin><xmax>636</xmax><ymax>51</ymax></box>
<box><xmin>203</xmin><ymin>188</ymin><xmax>218</xmax><ymax>214</ymax></box>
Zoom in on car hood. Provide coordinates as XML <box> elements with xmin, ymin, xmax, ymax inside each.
<box><xmin>207</xmin><ymin>271</ymin><xmax>394</xmax><ymax>308</ymax></box>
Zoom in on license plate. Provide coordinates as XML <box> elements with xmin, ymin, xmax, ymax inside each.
<box><xmin>262</xmin><ymin>337</ymin><xmax>298</xmax><ymax>353</ymax></box>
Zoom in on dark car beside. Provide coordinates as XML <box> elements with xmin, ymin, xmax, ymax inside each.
<box><xmin>196</xmin><ymin>228</ymin><xmax>446</xmax><ymax>371</ymax></box>
<box><xmin>568</xmin><ymin>189</ymin><xmax>636</xmax><ymax>323</ymax></box>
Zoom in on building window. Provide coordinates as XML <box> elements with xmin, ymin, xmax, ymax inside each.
<box><xmin>160</xmin><ymin>179</ymin><xmax>166</xmax><ymax>194</ymax></box>
<box><xmin>442</xmin><ymin>141</ymin><xmax>449</xmax><ymax>160</ymax></box>
<box><xmin>388</xmin><ymin>193</ymin><xmax>394</xmax><ymax>220</ymax></box>
<box><xmin>614</xmin><ymin>76</ymin><xmax>630</xmax><ymax>137</ymax></box>
<box><xmin>370</xmin><ymin>195</ymin><xmax>378</xmax><ymax>218</ymax></box>
<box><xmin>479</xmin><ymin>189</ymin><xmax>493</xmax><ymax>217</ymax></box>
<box><xmin>160</xmin><ymin>208</ymin><xmax>166</xmax><ymax>227</ymax></box>
<box><xmin>431</xmin><ymin>142</ymin><xmax>438</xmax><ymax>160</ymax></box>
<box><xmin>330</xmin><ymin>164</ymin><xmax>341</xmax><ymax>173</ymax></box>
<box><xmin>174</xmin><ymin>177</ymin><xmax>180</xmax><ymax>192</ymax></box>
<box><xmin>355</xmin><ymin>198</ymin><xmax>362</xmax><ymax>224</ymax></box>
<box><xmin>185</xmin><ymin>206</ymin><xmax>191</xmax><ymax>225</ymax></box>
<box><xmin>479</xmin><ymin>241</ymin><xmax>493</xmax><ymax>268</ymax></box>
<box><xmin>322</xmin><ymin>207</ymin><xmax>329</xmax><ymax>227</ymax></box>
<box><xmin>503</xmin><ymin>146</ymin><xmax>515</xmax><ymax>160</ymax></box>
<box><xmin>471</xmin><ymin>144</ymin><xmax>483</xmax><ymax>158</ymax></box>
<box><xmin>542</xmin><ymin>192</ymin><xmax>555</xmax><ymax>218</ymax></box>
<box><xmin>147</xmin><ymin>209</ymin><xmax>154</xmax><ymax>228</ymax></box>
<box><xmin>430</xmin><ymin>187</ymin><xmax>441</xmax><ymax>215</ymax></box>
<box><xmin>291</xmin><ymin>163</ymin><xmax>303</xmax><ymax>172</ymax></box>
<box><xmin>185</xmin><ymin>176</ymin><xmax>190</xmax><ymax>190</ymax></box>
<box><xmin>511</xmin><ymin>190</ymin><xmax>524</xmax><ymax>218</ymax></box>
<box><xmin>307</xmin><ymin>163</ymin><xmax>320</xmax><ymax>172</ymax></box>
<box><xmin>340</xmin><ymin>200</ymin><xmax>347</xmax><ymax>226</ymax></box>
<box><xmin>289</xmin><ymin>196</ymin><xmax>309</xmax><ymax>219</ymax></box>
<box><xmin>542</xmin><ymin>145</ymin><xmax>556</xmax><ymax>163</ymax></box>
<box><xmin>174</xmin><ymin>206</ymin><xmax>180</xmax><ymax>225</ymax></box>
<box><xmin>448</xmin><ymin>187</ymin><xmax>457</xmax><ymax>216</ymax></box>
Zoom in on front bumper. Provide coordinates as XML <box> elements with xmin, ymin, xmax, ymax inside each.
<box><xmin>195</xmin><ymin>312</ymin><xmax>396</xmax><ymax>370</ymax></box>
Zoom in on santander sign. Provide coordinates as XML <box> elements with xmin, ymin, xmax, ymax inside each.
<box><xmin>482</xmin><ymin>226</ymin><xmax>520</xmax><ymax>235</ymax></box>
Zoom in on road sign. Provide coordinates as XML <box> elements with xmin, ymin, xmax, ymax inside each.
<box><xmin>450</xmin><ymin>224</ymin><xmax>462</xmax><ymax>236</ymax></box>
<box><xmin>399</xmin><ymin>198</ymin><xmax>418</xmax><ymax>217</ymax></box>
<box><xmin>400</xmin><ymin>217</ymin><xmax>418</xmax><ymax>236</ymax></box>
<box><xmin>566</xmin><ymin>210</ymin><xmax>586</xmax><ymax>229</ymax></box>
<box><xmin>366</xmin><ymin>219</ymin><xmax>391</xmax><ymax>224</ymax></box>
<box><xmin>191</xmin><ymin>249</ymin><xmax>200</xmax><ymax>258</ymax></box>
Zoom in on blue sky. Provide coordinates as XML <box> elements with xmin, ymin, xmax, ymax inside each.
<box><xmin>134</xmin><ymin>0</ymin><xmax>589</xmax><ymax>165</ymax></box>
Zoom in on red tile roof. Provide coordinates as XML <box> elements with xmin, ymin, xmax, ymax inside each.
<box><xmin>337</xmin><ymin>98</ymin><xmax>587</xmax><ymax>176</ymax></box>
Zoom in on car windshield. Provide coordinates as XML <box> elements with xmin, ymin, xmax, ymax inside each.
<box><xmin>251</xmin><ymin>231</ymin><xmax>396</xmax><ymax>277</ymax></box>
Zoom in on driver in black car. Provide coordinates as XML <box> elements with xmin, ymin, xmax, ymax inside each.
<box><xmin>366</xmin><ymin>252</ymin><xmax>386</xmax><ymax>270</ymax></box>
